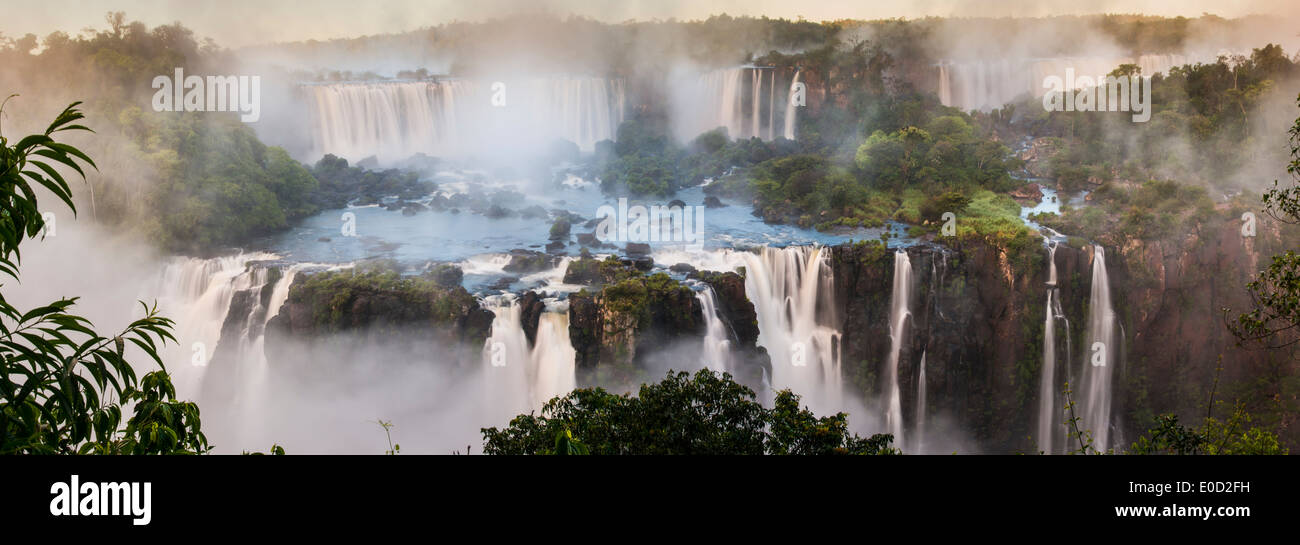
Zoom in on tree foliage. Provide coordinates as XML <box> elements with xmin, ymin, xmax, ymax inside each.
<box><xmin>1229</xmin><ymin>94</ymin><xmax>1300</xmax><ymax>349</ymax></box>
<box><xmin>1129</xmin><ymin>404</ymin><xmax>1287</xmax><ymax>455</ymax></box>
<box><xmin>0</xmin><ymin>15</ymin><xmax>321</xmax><ymax>254</ymax></box>
<box><xmin>0</xmin><ymin>100</ymin><xmax>207</xmax><ymax>454</ymax></box>
<box><xmin>481</xmin><ymin>369</ymin><xmax>898</xmax><ymax>455</ymax></box>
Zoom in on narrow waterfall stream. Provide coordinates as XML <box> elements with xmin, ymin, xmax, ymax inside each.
<box><xmin>697</xmin><ymin>286</ymin><xmax>734</xmax><ymax>373</ymax></box>
<box><xmin>916</xmin><ymin>350</ymin><xmax>927</xmax><ymax>454</ymax></box>
<box><xmin>885</xmin><ymin>250</ymin><xmax>913</xmax><ymax>445</ymax></box>
<box><xmin>1081</xmin><ymin>246</ymin><xmax>1118</xmax><ymax>451</ymax></box>
<box><xmin>1038</xmin><ymin>242</ymin><xmax>1060</xmax><ymax>454</ymax></box>
<box><xmin>783</xmin><ymin>70</ymin><xmax>801</xmax><ymax>139</ymax></box>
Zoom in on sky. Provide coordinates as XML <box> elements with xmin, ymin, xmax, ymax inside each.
<box><xmin>3</xmin><ymin>0</ymin><xmax>1296</xmax><ymax>48</ymax></box>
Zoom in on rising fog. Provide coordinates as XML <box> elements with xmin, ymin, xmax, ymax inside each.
<box><xmin>2</xmin><ymin>4</ymin><xmax>1297</xmax><ymax>454</ymax></box>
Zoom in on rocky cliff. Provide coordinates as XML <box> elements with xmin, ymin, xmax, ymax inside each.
<box><xmin>263</xmin><ymin>267</ymin><xmax>493</xmax><ymax>369</ymax></box>
<box><xmin>831</xmin><ymin>218</ymin><xmax>1298</xmax><ymax>452</ymax></box>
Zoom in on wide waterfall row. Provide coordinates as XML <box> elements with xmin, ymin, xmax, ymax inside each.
<box><xmin>936</xmin><ymin>54</ymin><xmax>1188</xmax><ymax>111</ymax></box>
<box><xmin>304</xmin><ymin>77</ymin><xmax>626</xmax><ymax>161</ymax></box>
<box><xmin>677</xmin><ymin>67</ymin><xmax>798</xmax><ymax>143</ymax></box>
<box><xmin>305</xmin><ymin>80</ymin><xmax>470</xmax><ymax>162</ymax></box>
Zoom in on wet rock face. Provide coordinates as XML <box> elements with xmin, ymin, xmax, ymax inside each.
<box><xmin>566</xmin><ymin>273</ymin><xmax>704</xmax><ymax>386</ymax></box>
<box><xmin>695</xmin><ymin>270</ymin><xmax>772</xmax><ymax>384</ymax></box>
<box><xmin>264</xmin><ymin>269</ymin><xmax>494</xmax><ymax>369</ymax></box>
<box><xmin>832</xmin><ymin>240</ymin><xmax>1073</xmax><ymax>451</ymax></box>
<box><xmin>1102</xmin><ymin>219</ymin><xmax>1295</xmax><ymax>445</ymax></box>
<box><xmin>563</xmin><ymin>255</ymin><xmax>637</xmax><ymax>286</ymax></box>
<box><xmin>695</xmin><ymin>271</ymin><xmax>759</xmax><ymax>349</ymax></box>
<box><xmin>829</xmin><ymin>219</ymin><xmax>1299</xmax><ymax>452</ymax></box>
<box><xmin>503</xmin><ymin>249</ymin><xmax>561</xmax><ymax>274</ymax></box>
<box><xmin>517</xmin><ymin>291</ymin><xmax>546</xmax><ymax>347</ymax></box>
<box><xmin>428</xmin><ymin>264</ymin><xmax>464</xmax><ymax>288</ymax></box>
<box><xmin>1009</xmin><ymin>182</ymin><xmax>1043</xmax><ymax>202</ymax></box>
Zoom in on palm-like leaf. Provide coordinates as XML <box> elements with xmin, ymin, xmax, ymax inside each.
<box><xmin>0</xmin><ymin>100</ymin><xmax>206</xmax><ymax>454</ymax></box>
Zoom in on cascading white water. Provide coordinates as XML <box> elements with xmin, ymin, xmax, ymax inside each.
<box><xmin>740</xmin><ymin>246</ymin><xmax>842</xmax><ymax>414</ymax></box>
<box><xmin>915</xmin><ymin>350</ymin><xmax>926</xmax><ymax>454</ymax></box>
<box><xmin>885</xmin><ymin>250</ymin><xmax>912</xmax><ymax>445</ymax></box>
<box><xmin>305</xmin><ymin>80</ymin><xmax>470</xmax><ymax>162</ymax></box>
<box><xmin>684</xmin><ymin>67</ymin><xmax>785</xmax><ymax>142</ymax></box>
<box><xmin>530</xmin><ymin>301</ymin><xmax>578</xmax><ymax>406</ymax></box>
<box><xmin>305</xmin><ymin>77</ymin><xmax>625</xmax><ymax>161</ymax></box>
<box><xmin>767</xmin><ymin>70</ymin><xmax>776</xmax><ymax>140</ymax></box>
<box><xmin>147</xmin><ymin>253</ymin><xmax>333</xmax><ymax>449</ymax></box>
<box><xmin>751</xmin><ymin>68</ymin><xmax>762</xmax><ymax>139</ymax></box>
<box><xmin>1080</xmin><ymin>246</ymin><xmax>1117</xmax><ymax>451</ymax></box>
<box><xmin>541</xmin><ymin>77</ymin><xmax>626</xmax><ymax>152</ymax></box>
<box><xmin>240</xmin><ymin>263</ymin><xmax>310</xmax><ymax>384</ymax></box>
<box><xmin>153</xmin><ymin>252</ymin><xmax>280</xmax><ymax>395</ymax></box>
<box><xmin>696</xmin><ymin>286</ymin><xmax>733</xmax><ymax>373</ymax></box>
<box><xmin>1038</xmin><ymin>242</ymin><xmax>1059</xmax><ymax>454</ymax></box>
<box><xmin>649</xmin><ymin>245</ymin><xmax>844</xmax><ymax>413</ymax></box>
<box><xmin>783</xmin><ymin>70</ymin><xmax>801</xmax><ymax>140</ymax></box>
<box><xmin>938</xmin><ymin>64</ymin><xmax>952</xmax><ymax>108</ymax></box>
<box><xmin>481</xmin><ymin>295</ymin><xmax>577</xmax><ymax>419</ymax></box>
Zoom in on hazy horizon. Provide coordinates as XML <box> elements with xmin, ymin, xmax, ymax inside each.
<box><xmin>5</xmin><ymin>0</ymin><xmax>1298</xmax><ymax>48</ymax></box>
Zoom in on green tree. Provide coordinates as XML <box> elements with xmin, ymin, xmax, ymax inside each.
<box><xmin>1129</xmin><ymin>404</ymin><xmax>1287</xmax><ymax>455</ymax></box>
<box><xmin>481</xmin><ymin>369</ymin><xmax>898</xmax><ymax>455</ymax></box>
<box><xmin>0</xmin><ymin>100</ymin><xmax>206</xmax><ymax>454</ymax></box>
<box><xmin>1229</xmin><ymin>94</ymin><xmax>1300</xmax><ymax>349</ymax></box>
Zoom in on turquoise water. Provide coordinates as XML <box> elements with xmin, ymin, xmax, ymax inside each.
<box><xmin>255</xmin><ymin>170</ymin><xmax>893</xmax><ymax>267</ymax></box>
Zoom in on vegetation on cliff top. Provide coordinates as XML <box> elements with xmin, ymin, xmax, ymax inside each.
<box><xmin>285</xmin><ymin>261</ymin><xmax>484</xmax><ymax>339</ymax></box>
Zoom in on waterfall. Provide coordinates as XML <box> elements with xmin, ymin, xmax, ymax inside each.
<box><xmin>783</xmin><ymin>70</ymin><xmax>801</xmax><ymax>140</ymax></box>
<box><xmin>936</xmin><ymin>54</ymin><xmax>1190</xmax><ymax>111</ymax></box>
<box><xmin>696</xmin><ymin>286</ymin><xmax>733</xmax><ymax>373</ymax></box>
<box><xmin>153</xmin><ymin>253</ymin><xmax>279</xmax><ymax>394</ymax></box>
<box><xmin>305</xmin><ymin>77</ymin><xmax>625</xmax><ymax>161</ymax></box>
<box><xmin>938</xmin><ymin>64</ymin><xmax>952</xmax><ymax>107</ymax></box>
<box><xmin>885</xmin><ymin>250</ymin><xmax>912</xmax><ymax>445</ymax></box>
<box><xmin>145</xmin><ymin>252</ymin><xmax>584</xmax><ymax>452</ymax></box>
<box><xmin>648</xmin><ymin>245</ymin><xmax>843</xmax><ymax>413</ymax></box>
<box><xmin>1080</xmin><ymin>246</ymin><xmax>1117</xmax><ymax>451</ymax></box>
<box><xmin>305</xmin><ymin>80</ymin><xmax>469</xmax><ymax>162</ymax></box>
<box><xmin>743</xmin><ymin>246</ymin><xmax>841</xmax><ymax>413</ymax></box>
<box><xmin>751</xmin><ymin>69</ymin><xmax>762</xmax><ymax>139</ymax></box>
<box><xmin>481</xmin><ymin>295</ymin><xmax>577</xmax><ymax>419</ymax></box>
<box><xmin>716</xmin><ymin>68</ymin><xmax>744</xmax><ymax>139</ymax></box>
<box><xmin>145</xmin><ymin>253</ymin><xmax>334</xmax><ymax>449</ymax></box>
<box><xmin>544</xmin><ymin>76</ymin><xmax>626</xmax><ymax>152</ymax></box>
<box><xmin>683</xmin><ymin>67</ymin><xmax>783</xmax><ymax>142</ymax></box>
<box><xmin>531</xmin><ymin>303</ymin><xmax>578</xmax><ymax>407</ymax></box>
<box><xmin>767</xmin><ymin>70</ymin><xmax>776</xmax><ymax>140</ymax></box>
<box><xmin>1038</xmin><ymin>242</ymin><xmax>1059</xmax><ymax>454</ymax></box>
<box><xmin>915</xmin><ymin>350</ymin><xmax>926</xmax><ymax>454</ymax></box>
